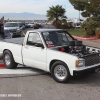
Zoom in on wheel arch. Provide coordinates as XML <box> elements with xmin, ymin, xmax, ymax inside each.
<box><xmin>49</xmin><ymin>59</ymin><xmax>70</xmax><ymax>73</ymax></box>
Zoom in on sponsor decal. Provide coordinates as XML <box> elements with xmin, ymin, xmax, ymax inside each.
<box><xmin>46</xmin><ymin>41</ymin><xmax>55</xmax><ymax>47</ymax></box>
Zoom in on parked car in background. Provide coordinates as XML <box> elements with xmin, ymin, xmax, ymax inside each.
<box><xmin>4</xmin><ymin>29</ymin><xmax>12</xmax><ymax>39</ymax></box>
<box><xmin>26</xmin><ymin>22</ymin><xmax>34</xmax><ymax>28</ymax></box>
<box><xmin>18</xmin><ymin>22</ymin><xmax>26</xmax><ymax>30</ymax></box>
<box><xmin>0</xmin><ymin>29</ymin><xmax>12</xmax><ymax>39</ymax></box>
<box><xmin>4</xmin><ymin>22</ymin><xmax>22</xmax><ymax>37</ymax></box>
<box><xmin>38</xmin><ymin>23</ymin><xmax>43</xmax><ymax>28</ymax></box>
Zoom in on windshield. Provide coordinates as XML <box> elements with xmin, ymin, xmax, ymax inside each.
<box><xmin>5</xmin><ymin>23</ymin><xmax>19</xmax><ymax>27</ymax></box>
<box><xmin>42</xmin><ymin>31</ymin><xmax>74</xmax><ymax>48</ymax></box>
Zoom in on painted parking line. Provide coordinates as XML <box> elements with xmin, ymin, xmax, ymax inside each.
<box><xmin>0</xmin><ymin>64</ymin><xmax>46</xmax><ymax>75</ymax></box>
<box><xmin>0</xmin><ymin>68</ymin><xmax>45</xmax><ymax>75</ymax></box>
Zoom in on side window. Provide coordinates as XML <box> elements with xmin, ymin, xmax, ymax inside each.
<box><xmin>27</xmin><ymin>32</ymin><xmax>42</xmax><ymax>46</ymax></box>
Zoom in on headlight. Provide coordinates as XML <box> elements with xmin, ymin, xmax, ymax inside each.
<box><xmin>76</xmin><ymin>60</ymin><xmax>85</xmax><ymax>67</ymax></box>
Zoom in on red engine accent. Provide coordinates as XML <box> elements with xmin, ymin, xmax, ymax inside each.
<box><xmin>60</xmin><ymin>48</ymin><xmax>65</xmax><ymax>52</ymax></box>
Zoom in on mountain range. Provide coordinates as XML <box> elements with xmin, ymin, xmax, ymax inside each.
<box><xmin>0</xmin><ymin>12</ymin><xmax>47</xmax><ymax>20</ymax></box>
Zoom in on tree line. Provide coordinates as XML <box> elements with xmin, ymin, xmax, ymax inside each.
<box><xmin>46</xmin><ymin>0</ymin><xmax>100</xmax><ymax>37</ymax></box>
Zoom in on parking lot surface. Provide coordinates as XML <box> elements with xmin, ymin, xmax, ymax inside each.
<box><xmin>0</xmin><ymin>64</ymin><xmax>45</xmax><ymax>75</ymax></box>
<box><xmin>0</xmin><ymin>73</ymin><xmax>100</xmax><ymax>100</ymax></box>
<box><xmin>83</xmin><ymin>39</ymin><xmax>100</xmax><ymax>48</ymax></box>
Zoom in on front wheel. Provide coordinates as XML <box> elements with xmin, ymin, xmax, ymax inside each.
<box><xmin>51</xmin><ymin>61</ymin><xmax>70</xmax><ymax>83</ymax></box>
<box><xmin>3</xmin><ymin>50</ymin><xmax>18</xmax><ymax>69</ymax></box>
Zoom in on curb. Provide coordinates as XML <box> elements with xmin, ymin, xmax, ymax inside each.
<box><xmin>73</xmin><ymin>35</ymin><xmax>99</xmax><ymax>40</ymax></box>
<box><xmin>0</xmin><ymin>64</ymin><xmax>6</xmax><ymax>68</ymax></box>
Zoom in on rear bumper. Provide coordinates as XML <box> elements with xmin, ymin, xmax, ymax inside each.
<box><xmin>73</xmin><ymin>65</ymin><xmax>100</xmax><ymax>76</ymax></box>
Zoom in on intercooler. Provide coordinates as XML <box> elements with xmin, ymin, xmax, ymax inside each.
<box><xmin>82</xmin><ymin>53</ymin><xmax>100</xmax><ymax>66</ymax></box>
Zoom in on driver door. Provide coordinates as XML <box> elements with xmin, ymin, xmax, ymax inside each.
<box><xmin>22</xmin><ymin>32</ymin><xmax>47</xmax><ymax>71</ymax></box>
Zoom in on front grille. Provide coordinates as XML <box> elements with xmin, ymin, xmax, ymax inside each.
<box><xmin>9</xmin><ymin>29</ymin><xmax>16</xmax><ymax>32</ymax></box>
<box><xmin>83</xmin><ymin>53</ymin><xmax>100</xmax><ymax>66</ymax></box>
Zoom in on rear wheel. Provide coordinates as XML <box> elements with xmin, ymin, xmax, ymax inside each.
<box><xmin>51</xmin><ymin>61</ymin><xmax>70</xmax><ymax>83</ymax></box>
<box><xmin>3</xmin><ymin>50</ymin><xmax>18</xmax><ymax>69</ymax></box>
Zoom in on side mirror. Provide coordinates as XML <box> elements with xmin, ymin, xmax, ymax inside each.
<box><xmin>35</xmin><ymin>43</ymin><xmax>44</xmax><ymax>48</ymax></box>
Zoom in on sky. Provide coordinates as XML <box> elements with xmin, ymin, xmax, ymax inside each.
<box><xmin>0</xmin><ymin>0</ymin><xmax>82</xmax><ymax>19</ymax></box>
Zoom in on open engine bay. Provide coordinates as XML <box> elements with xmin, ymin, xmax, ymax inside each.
<box><xmin>53</xmin><ymin>40</ymin><xmax>100</xmax><ymax>66</ymax></box>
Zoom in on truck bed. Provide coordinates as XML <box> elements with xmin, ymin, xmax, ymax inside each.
<box><xmin>0</xmin><ymin>37</ymin><xmax>24</xmax><ymax>45</ymax></box>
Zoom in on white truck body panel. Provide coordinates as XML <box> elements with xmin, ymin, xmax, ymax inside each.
<box><xmin>22</xmin><ymin>46</ymin><xmax>47</xmax><ymax>71</ymax></box>
<box><xmin>46</xmin><ymin>49</ymin><xmax>78</xmax><ymax>75</ymax></box>
<box><xmin>0</xmin><ymin>42</ymin><xmax>23</xmax><ymax>64</ymax></box>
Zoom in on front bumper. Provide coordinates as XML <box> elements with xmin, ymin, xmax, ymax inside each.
<box><xmin>9</xmin><ymin>30</ymin><xmax>21</xmax><ymax>36</ymax></box>
<box><xmin>73</xmin><ymin>65</ymin><xmax>100</xmax><ymax>76</ymax></box>
<box><xmin>13</xmin><ymin>32</ymin><xmax>21</xmax><ymax>35</ymax></box>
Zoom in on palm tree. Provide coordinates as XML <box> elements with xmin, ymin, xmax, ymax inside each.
<box><xmin>69</xmin><ymin>0</ymin><xmax>86</xmax><ymax>19</ymax></box>
<box><xmin>46</xmin><ymin>5</ymin><xmax>67</xmax><ymax>28</ymax></box>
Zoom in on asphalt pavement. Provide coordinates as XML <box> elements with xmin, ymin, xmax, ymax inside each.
<box><xmin>0</xmin><ymin>73</ymin><xmax>100</xmax><ymax>100</ymax></box>
<box><xmin>82</xmin><ymin>39</ymin><xmax>100</xmax><ymax>48</ymax></box>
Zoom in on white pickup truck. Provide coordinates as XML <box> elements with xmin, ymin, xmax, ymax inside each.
<box><xmin>0</xmin><ymin>29</ymin><xmax>100</xmax><ymax>83</ymax></box>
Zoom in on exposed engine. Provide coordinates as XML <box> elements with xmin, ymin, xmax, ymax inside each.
<box><xmin>57</xmin><ymin>40</ymin><xmax>100</xmax><ymax>58</ymax></box>
<box><xmin>52</xmin><ymin>40</ymin><xmax>100</xmax><ymax>66</ymax></box>
<box><xmin>68</xmin><ymin>40</ymin><xmax>89</xmax><ymax>58</ymax></box>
